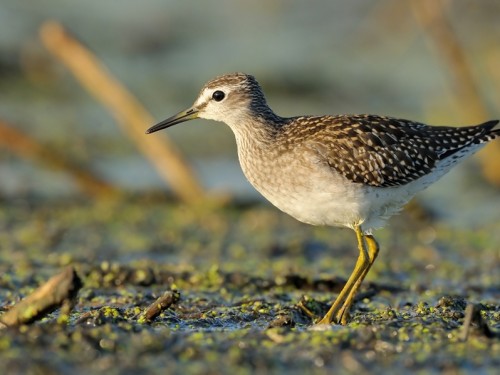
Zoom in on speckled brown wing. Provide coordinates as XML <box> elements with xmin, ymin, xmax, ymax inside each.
<box><xmin>301</xmin><ymin>115</ymin><xmax>499</xmax><ymax>188</ymax></box>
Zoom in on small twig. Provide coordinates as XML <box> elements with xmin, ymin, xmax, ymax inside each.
<box><xmin>139</xmin><ymin>290</ymin><xmax>180</xmax><ymax>323</ymax></box>
<box><xmin>0</xmin><ymin>266</ymin><xmax>82</xmax><ymax>327</ymax></box>
<box><xmin>296</xmin><ymin>299</ymin><xmax>318</xmax><ymax>320</ymax></box>
<box><xmin>459</xmin><ymin>303</ymin><xmax>499</xmax><ymax>341</ymax></box>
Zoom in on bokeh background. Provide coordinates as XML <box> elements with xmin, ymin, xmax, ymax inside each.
<box><xmin>1</xmin><ymin>0</ymin><xmax>499</xmax><ymax>226</ymax></box>
<box><xmin>1</xmin><ymin>3</ymin><xmax>499</xmax><ymax>373</ymax></box>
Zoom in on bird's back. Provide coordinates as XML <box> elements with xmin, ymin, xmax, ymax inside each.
<box><xmin>278</xmin><ymin>114</ymin><xmax>500</xmax><ymax>188</ymax></box>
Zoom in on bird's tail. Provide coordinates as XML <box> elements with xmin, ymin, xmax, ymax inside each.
<box><xmin>493</xmin><ymin>120</ymin><xmax>500</xmax><ymax>134</ymax></box>
<box><xmin>480</xmin><ymin>120</ymin><xmax>500</xmax><ymax>141</ymax></box>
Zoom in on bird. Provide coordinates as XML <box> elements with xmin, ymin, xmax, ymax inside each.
<box><xmin>146</xmin><ymin>72</ymin><xmax>500</xmax><ymax>325</ymax></box>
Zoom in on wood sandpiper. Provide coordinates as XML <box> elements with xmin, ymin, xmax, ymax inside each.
<box><xmin>146</xmin><ymin>73</ymin><xmax>499</xmax><ymax>325</ymax></box>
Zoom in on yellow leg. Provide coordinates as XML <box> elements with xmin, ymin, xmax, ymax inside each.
<box><xmin>335</xmin><ymin>234</ymin><xmax>379</xmax><ymax>325</ymax></box>
<box><xmin>316</xmin><ymin>225</ymin><xmax>370</xmax><ymax>325</ymax></box>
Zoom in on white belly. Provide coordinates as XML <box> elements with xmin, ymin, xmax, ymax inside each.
<box><xmin>242</xmin><ymin>156</ymin><xmax>374</xmax><ymax>229</ymax></box>
<box><xmin>237</xmin><ymin>139</ymin><xmax>485</xmax><ymax>234</ymax></box>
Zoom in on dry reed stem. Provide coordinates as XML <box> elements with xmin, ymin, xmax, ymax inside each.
<box><xmin>40</xmin><ymin>21</ymin><xmax>207</xmax><ymax>203</ymax></box>
<box><xmin>0</xmin><ymin>119</ymin><xmax>116</xmax><ymax>197</ymax></box>
<box><xmin>411</xmin><ymin>0</ymin><xmax>500</xmax><ymax>185</ymax></box>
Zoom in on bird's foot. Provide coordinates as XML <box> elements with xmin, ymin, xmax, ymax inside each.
<box><xmin>313</xmin><ymin>301</ymin><xmax>352</xmax><ymax>326</ymax></box>
<box><xmin>334</xmin><ymin>306</ymin><xmax>350</xmax><ymax>326</ymax></box>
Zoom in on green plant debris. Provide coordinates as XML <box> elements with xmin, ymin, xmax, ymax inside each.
<box><xmin>0</xmin><ymin>197</ymin><xmax>498</xmax><ymax>374</ymax></box>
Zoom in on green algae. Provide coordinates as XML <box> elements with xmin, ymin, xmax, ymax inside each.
<box><xmin>0</xmin><ymin>197</ymin><xmax>498</xmax><ymax>374</ymax></box>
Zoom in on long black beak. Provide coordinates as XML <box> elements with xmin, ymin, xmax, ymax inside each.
<box><xmin>146</xmin><ymin>107</ymin><xmax>199</xmax><ymax>134</ymax></box>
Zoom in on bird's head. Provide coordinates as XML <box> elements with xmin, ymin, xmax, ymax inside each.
<box><xmin>146</xmin><ymin>73</ymin><xmax>270</xmax><ymax>134</ymax></box>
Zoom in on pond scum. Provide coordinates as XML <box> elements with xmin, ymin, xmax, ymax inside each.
<box><xmin>0</xmin><ymin>197</ymin><xmax>498</xmax><ymax>374</ymax></box>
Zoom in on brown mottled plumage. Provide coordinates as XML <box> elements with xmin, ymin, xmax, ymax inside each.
<box><xmin>278</xmin><ymin>114</ymin><xmax>499</xmax><ymax>187</ymax></box>
<box><xmin>147</xmin><ymin>72</ymin><xmax>499</xmax><ymax>325</ymax></box>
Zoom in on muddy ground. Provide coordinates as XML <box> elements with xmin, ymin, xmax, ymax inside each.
<box><xmin>0</xmin><ymin>196</ymin><xmax>498</xmax><ymax>374</ymax></box>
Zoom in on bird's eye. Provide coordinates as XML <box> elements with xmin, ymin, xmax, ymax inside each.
<box><xmin>212</xmin><ymin>90</ymin><xmax>225</xmax><ymax>102</ymax></box>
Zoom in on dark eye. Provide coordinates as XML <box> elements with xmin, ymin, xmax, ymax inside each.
<box><xmin>212</xmin><ymin>90</ymin><xmax>225</xmax><ymax>102</ymax></box>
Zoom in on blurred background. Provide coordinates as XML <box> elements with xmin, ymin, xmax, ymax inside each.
<box><xmin>0</xmin><ymin>0</ymin><xmax>499</xmax><ymax>226</ymax></box>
